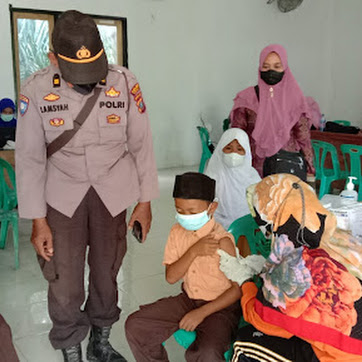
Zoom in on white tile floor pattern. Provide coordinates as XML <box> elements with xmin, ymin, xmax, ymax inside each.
<box><xmin>0</xmin><ymin>167</ymin><xmax>197</xmax><ymax>362</ymax></box>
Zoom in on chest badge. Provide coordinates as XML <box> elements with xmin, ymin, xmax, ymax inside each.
<box><xmin>49</xmin><ymin>118</ymin><xmax>64</xmax><ymax>127</ymax></box>
<box><xmin>44</xmin><ymin>93</ymin><xmax>60</xmax><ymax>102</ymax></box>
<box><xmin>105</xmin><ymin>87</ymin><xmax>121</xmax><ymax>98</ymax></box>
<box><xmin>107</xmin><ymin>114</ymin><xmax>121</xmax><ymax>124</ymax></box>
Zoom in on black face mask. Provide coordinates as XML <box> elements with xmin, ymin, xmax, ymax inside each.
<box><xmin>72</xmin><ymin>83</ymin><xmax>97</xmax><ymax>95</ymax></box>
<box><xmin>260</xmin><ymin>70</ymin><xmax>285</xmax><ymax>85</ymax></box>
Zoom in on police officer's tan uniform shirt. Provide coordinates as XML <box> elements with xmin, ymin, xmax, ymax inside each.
<box><xmin>16</xmin><ymin>65</ymin><xmax>159</xmax><ymax>219</ymax></box>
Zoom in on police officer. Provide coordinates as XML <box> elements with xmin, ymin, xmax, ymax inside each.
<box><xmin>16</xmin><ymin>10</ymin><xmax>159</xmax><ymax>362</ymax></box>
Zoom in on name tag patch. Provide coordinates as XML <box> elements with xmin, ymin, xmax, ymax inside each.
<box><xmin>100</xmin><ymin>101</ymin><xmax>125</xmax><ymax>109</ymax></box>
<box><xmin>40</xmin><ymin>104</ymin><xmax>69</xmax><ymax>113</ymax></box>
<box><xmin>49</xmin><ymin>118</ymin><xmax>64</xmax><ymax>127</ymax></box>
<box><xmin>107</xmin><ymin>114</ymin><xmax>121</xmax><ymax>124</ymax></box>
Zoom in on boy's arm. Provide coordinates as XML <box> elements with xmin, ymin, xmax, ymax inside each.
<box><xmin>179</xmin><ymin>237</ymin><xmax>242</xmax><ymax>331</ymax></box>
<box><xmin>165</xmin><ymin>249</ymin><xmax>196</xmax><ymax>285</ymax></box>
<box><xmin>165</xmin><ymin>234</ymin><xmax>220</xmax><ymax>284</ymax></box>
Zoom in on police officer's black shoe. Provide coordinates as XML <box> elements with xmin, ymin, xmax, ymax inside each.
<box><xmin>62</xmin><ymin>344</ymin><xmax>83</xmax><ymax>362</ymax></box>
<box><xmin>86</xmin><ymin>325</ymin><xmax>127</xmax><ymax>362</ymax></box>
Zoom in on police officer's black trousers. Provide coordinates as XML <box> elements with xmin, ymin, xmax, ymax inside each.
<box><xmin>38</xmin><ymin>187</ymin><xmax>127</xmax><ymax>349</ymax></box>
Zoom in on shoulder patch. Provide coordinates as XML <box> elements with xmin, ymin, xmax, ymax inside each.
<box><xmin>130</xmin><ymin>83</ymin><xmax>146</xmax><ymax>113</ymax></box>
<box><xmin>19</xmin><ymin>94</ymin><xmax>29</xmax><ymax>116</ymax></box>
<box><xmin>130</xmin><ymin>83</ymin><xmax>140</xmax><ymax>96</ymax></box>
<box><xmin>136</xmin><ymin>98</ymin><xmax>146</xmax><ymax>113</ymax></box>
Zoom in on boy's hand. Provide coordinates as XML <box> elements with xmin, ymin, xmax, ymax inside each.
<box><xmin>190</xmin><ymin>235</ymin><xmax>219</xmax><ymax>257</ymax></box>
<box><xmin>179</xmin><ymin>308</ymin><xmax>206</xmax><ymax>331</ymax></box>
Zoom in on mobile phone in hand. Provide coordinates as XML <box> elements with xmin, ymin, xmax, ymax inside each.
<box><xmin>132</xmin><ymin>220</ymin><xmax>143</xmax><ymax>243</ymax></box>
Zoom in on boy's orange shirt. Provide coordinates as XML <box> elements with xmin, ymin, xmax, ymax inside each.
<box><xmin>163</xmin><ymin>218</ymin><xmax>234</xmax><ymax>301</ymax></box>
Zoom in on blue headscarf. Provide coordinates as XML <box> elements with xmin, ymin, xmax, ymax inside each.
<box><xmin>0</xmin><ymin>98</ymin><xmax>17</xmax><ymax>127</ymax></box>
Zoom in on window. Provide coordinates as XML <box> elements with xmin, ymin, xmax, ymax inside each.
<box><xmin>10</xmin><ymin>7</ymin><xmax>128</xmax><ymax>96</ymax></box>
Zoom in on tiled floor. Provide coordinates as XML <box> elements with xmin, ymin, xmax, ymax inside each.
<box><xmin>0</xmin><ymin>167</ymin><xmax>196</xmax><ymax>362</ymax></box>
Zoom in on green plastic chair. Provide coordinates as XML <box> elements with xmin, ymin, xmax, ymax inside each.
<box><xmin>172</xmin><ymin>214</ymin><xmax>270</xmax><ymax>360</ymax></box>
<box><xmin>0</xmin><ymin>159</ymin><xmax>17</xmax><ymax>210</ymax></box>
<box><xmin>0</xmin><ymin>159</ymin><xmax>19</xmax><ymax>269</ymax></box>
<box><xmin>340</xmin><ymin>144</ymin><xmax>362</xmax><ymax>201</ymax></box>
<box><xmin>197</xmin><ymin>126</ymin><xmax>212</xmax><ymax>173</ymax></box>
<box><xmin>228</xmin><ymin>214</ymin><xmax>270</xmax><ymax>259</ymax></box>
<box><xmin>223</xmin><ymin>118</ymin><xmax>230</xmax><ymax>132</ymax></box>
<box><xmin>311</xmin><ymin>140</ymin><xmax>347</xmax><ymax>199</ymax></box>
<box><xmin>333</xmin><ymin>120</ymin><xmax>351</xmax><ymax>127</ymax></box>
<box><xmin>226</xmin><ymin>214</ymin><xmax>271</xmax><ymax>331</ymax></box>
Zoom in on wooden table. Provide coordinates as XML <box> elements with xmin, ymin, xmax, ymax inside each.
<box><xmin>311</xmin><ymin>130</ymin><xmax>362</xmax><ymax>147</ymax></box>
<box><xmin>311</xmin><ymin>130</ymin><xmax>362</xmax><ymax>190</ymax></box>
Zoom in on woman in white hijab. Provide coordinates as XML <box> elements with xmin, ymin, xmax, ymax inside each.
<box><xmin>205</xmin><ymin>128</ymin><xmax>261</xmax><ymax>230</ymax></box>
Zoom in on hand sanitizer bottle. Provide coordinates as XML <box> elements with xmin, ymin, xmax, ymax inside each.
<box><xmin>340</xmin><ymin>176</ymin><xmax>358</xmax><ymax>202</ymax></box>
<box><xmin>319</xmin><ymin>114</ymin><xmax>327</xmax><ymax>132</ymax></box>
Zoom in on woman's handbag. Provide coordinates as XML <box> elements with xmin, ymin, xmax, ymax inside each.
<box><xmin>263</xmin><ymin>149</ymin><xmax>307</xmax><ymax>181</ymax></box>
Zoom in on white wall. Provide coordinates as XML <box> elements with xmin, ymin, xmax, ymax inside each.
<box><xmin>194</xmin><ymin>0</ymin><xmax>362</xmax><ymax>142</ymax></box>
<box><xmin>0</xmin><ymin>0</ymin><xmax>361</xmax><ymax>169</ymax></box>
<box><xmin>0</xmin><ymin>0</ymin><xmax>202</xmax><ymax>169</ymax></box>
<box><xmin>328</xmin><ymin>0</ymin><xmax>362</xmax><ymax>125</ymax></box>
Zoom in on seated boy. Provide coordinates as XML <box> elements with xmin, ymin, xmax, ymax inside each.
<box><xmin>126</xmin><ymin>172</ymin><xmax>242</xmax><ymax>362</ymax></box>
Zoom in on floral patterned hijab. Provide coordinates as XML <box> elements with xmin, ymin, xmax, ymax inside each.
<box><xmin>247</xmin><ymin>173</ymin><xmax>336</xmax><ymax>249</ymax></box>
<box><xmin>246</xmin><ymin>174</ymin><xmax>362</xmax><ymax>357</ymax></box>
<box><xmin>247</xmin><ymin>173</ymin><xmax>362</xmax><ymax>279</ymax></box>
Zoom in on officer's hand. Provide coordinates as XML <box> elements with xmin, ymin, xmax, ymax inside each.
<box><xmin>31</xmin><ymin>218</ymin><xmax>54</xmax><ymax>261</ymax></box>
<box><xmin>128</xmin><ymin>202</ymin><xmax>152</xmax><ymax>243</ymax></box>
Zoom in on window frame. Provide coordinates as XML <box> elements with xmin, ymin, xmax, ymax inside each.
<box><xmin>10</xmin><ymin>5</ymin><xmax>128</xmax><ymax>99</ymax></box>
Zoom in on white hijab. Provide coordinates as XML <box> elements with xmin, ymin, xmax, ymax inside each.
<box><xmin>205</xmin><ymin>128</ymin><xmax>261</xmax><ymax>230</ymax></box>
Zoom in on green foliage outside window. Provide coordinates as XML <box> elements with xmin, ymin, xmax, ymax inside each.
<box><xmin>97</xmin><ymin>25</ymin><xmax>118</xmax><ymax>64</ymax></box>
<box><xmin>18</xmin><ymin>19</ymin><xmax>50</xmax><ymax>84</ymax></box>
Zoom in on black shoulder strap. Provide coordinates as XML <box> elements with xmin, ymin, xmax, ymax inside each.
<box><xmin>46</xmin><ymin>87</ymin><xmax>102</xmax><ymax>158</ymax></box>
<box><xmin>254</xmin><ymin>85</ymin><xmax>260</xmax><ymax>101</ymax></box>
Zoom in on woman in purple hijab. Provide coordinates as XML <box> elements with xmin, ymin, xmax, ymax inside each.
<box><xmin>230</xmin><ymin>44</ymin><xmax>318</xmax><ymax>177</ymax></box>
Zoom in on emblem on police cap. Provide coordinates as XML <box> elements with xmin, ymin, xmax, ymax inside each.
<box><xmin>76</xmin><ymin>46</ymin><xmax>91</xmax><ymax>60</ymax></box>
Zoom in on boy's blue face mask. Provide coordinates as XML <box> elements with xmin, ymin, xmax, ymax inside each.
<box><xmin>175</xmin><ymin>209</ymin><xmax>210</xmax><ymax>231</ymax></box>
